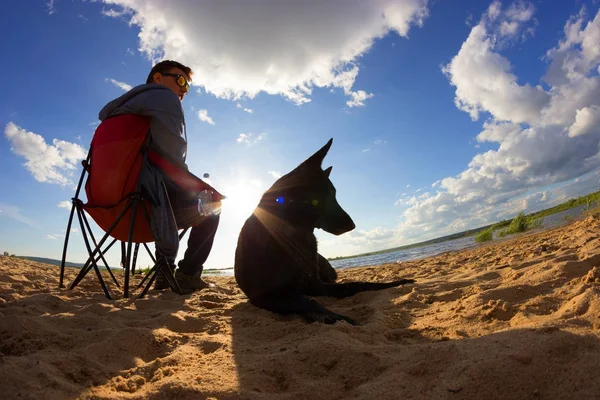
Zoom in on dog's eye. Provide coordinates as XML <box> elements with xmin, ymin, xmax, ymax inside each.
<box><xmin>312</xmin><ymin>199</ymin><xmax>319</xmax><ymax>206</ymax></box>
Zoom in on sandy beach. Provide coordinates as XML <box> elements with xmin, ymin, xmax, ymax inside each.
<box><xmin>1</xmin><ymin>216</ymin><xmax>600</xmax><ymax>400</ymax></box>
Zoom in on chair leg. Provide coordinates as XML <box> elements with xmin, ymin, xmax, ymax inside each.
<box><xmin>138</xmin><ymin>256</ymin><xmax>181</xmax><ymax>299</ymax></box>
<box><xmin>123</xmin><ymin>198</ymin><xmax>141</xmax><ymax>298</ymax></box>
<box><xmin>137</xmin><ymin>264</ymin><xmax>157</xmax><ymax>290</ymax></box>
<box><xmin>131</xmin><ymin>243</ymin><xmax>140</xmax><ymax>276</ymax></box>
<box><xmin>80</xmin><ymin>210</ymin><xmax>121</xmax><ymax>288</ymax></box>
<box><xmin>76</xmin><ymin>208</ymin><xmax>111</xmax><ymax>299</ymax></box>
<box><xmin>60</xmin><ymin>200</ymin><xmax>78</xmax><ymax>288</ymax></box>
<box><xmin>136</xmin><ymin>243</ymin><xmax>183</xmax><ymax>298</ymax></box>
<box><xmin>138</xmin><ymin>206</ymin><xmax>183</xmax><ymax>297</ymax></box>
<box><xmin>69</xmin><ymin>257</ymin><xmax>93</xmax><ymax>290</ymax></box>
<box><xmin>137</xmin><ymin>267</ymin><xmax>160</xmax><ymax>299</ymax></box>
<box><xmin>68</xmin><ymin>201</ymin><xmax>133</xmax><ymax>296</ymax></box>
<box><xmin>143</xmin><ymin>242</ymin><xmax>156</xmax><ymax>263</ymax></box>
<box><xmin>161</xmin><ymin>262</ymin><xmax>181</xmax><ymax>294</ymax></box>
<box><xmin>61</xmin><ymin>159</ymin><xmax>88</xmax><ymax>289</ymax></box>
<box><xmin>70</xmin><ymin>237</ymin><xmax>119</xmax><ymax>290</ymax></box>
<box><xmin>136</xmin><ymin>243</ymin><xmax>159</xmax><ymax>290</ymax></box>
<box><xmin>71</xmin><ymin>220</ymin><xmax>119</xmax><ymax>290</ymax></box>
<box><xmin>120</xmin><ymin>241</ymin><xmax>127</xmax><ymax>269</ymax></box>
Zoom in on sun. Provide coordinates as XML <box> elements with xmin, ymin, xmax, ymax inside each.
<box><xmin>219</xmin><ymin>179</ymin><xmax>263</xmax><ymax>219</ymax></box>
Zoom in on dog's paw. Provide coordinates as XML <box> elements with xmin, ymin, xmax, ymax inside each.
<box><xmin>307</xmin><ymin>311</ymin><xmax>358</xmax><ymax>325</ymax></box>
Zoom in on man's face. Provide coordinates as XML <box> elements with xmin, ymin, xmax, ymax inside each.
<box><xmin>153</xmin><ymin>67</ymin><xmax>191</xmax><ymax>101</ymax></box>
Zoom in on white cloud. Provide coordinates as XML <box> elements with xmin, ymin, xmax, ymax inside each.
<box><xmin>362</xmin><ymin>148</ymin><xmax>371</xmax><ymax>153</ymax></box>
<box><xmin>333</xmin><ymin>66</ymin><xmax>376</xmax><ymax>107</ymax></box>
<box><xmin>485</xmin><ymin>1</ymin><xmax>536</xmax><ymax>42</ymax></box>
<box><xmin>47</xmin><ymin>0</ymin><xmax>55</xmax><ymax>15</ymax></box>
<box><xmin>101</xmin><ymin>7</ymin><xmax>128</xmax><ymax>18</ymax></box>
<box><xmin>45</xmin><ymin>233</ymin><xmax>65</xmax><ymax>240</ymax></box>
<box><xmin>237</xmin><ymin>132</ymin><xmax>267</xmax><ymax>145</ymax></box>
<box><xmin>372</xmin><ymin>2</ymin><xmax>600</xmax><ymax>245</ymax></box>
<box><xmin>347</xmin><ymin>89</ymin><xmax>375</xmax><ymax>107</ymax></box>
<box><xmin>58</xmin><ymin>201</ymin><xmax>72</xmax><ymax>210</ymax></box>
<box><xmin>61</xmin><ymin>227</ymin><xmax>79</xmax><ymax>235</ymax></box>
<box><xmin>442</xmin><ymin>4</ymin><xmax>549</xmax><ymax>123</ymax></box>
<box><xmin>487</xmin><ymin>1</ymin><xmax>501</xmax><ymax>21</ymax></box>
<box><xmin>100</xmin><ymin>0</ymin><xmax>429</xmax><ymax>106</ymax></box>
<box><xmin>318</xmin><ymin>225</ymin><xmax>400</xmax><ymax>258</ymax></box>
<box><xmin>106</xmin><ymin>78</ymin><xmax>132</xmax><ymax>91</ymax></box>
<box><xmin>198</xmin><ymin>109</ymin><xmax>215</xmax><ymax>125</ymax></box>
<box><xmin>0</xmin><ymin>203</ymin><xmax>40</xmax><ymax>228</ymax></box>
<box><xmin>374</xmin><ymin>139</ymin><xmax>388</xmax><ymax>145</ymax></box>
<box><xmin>347</xmin><ymin>227</ymin><xmax>396</xmax><ymax>245</ymax></box>
<box><xmin>236</xmin><ymin>103</ymin><xmax>254</xmax><ymax>114</ymax></box>
<box><xmin>390</xmin><ymin>6</ymin><xmax>600</xmax><ymax>245</ymax></box>
<box><xmin>568</xmin><ymin>105</ymin><xmax>600</xmax><ymax>137</ymax></box>
<box><xmin>4</xmin><ymin>123</ymin><xmax>87</xmax><ymax>186</ymax></box>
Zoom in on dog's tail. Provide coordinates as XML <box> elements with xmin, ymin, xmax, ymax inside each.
<box><xmin>304</xmin><ymin>279</ymin><xmax>415</xmax><ymax>299</ymax></box>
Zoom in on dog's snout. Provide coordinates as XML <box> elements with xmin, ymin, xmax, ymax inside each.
<box><xmin>327</xmin><ymin>215</ymin><xmax>355</xmax><ymax>235</ymax></box>
<box><xmin>342</xmin><ymin>219</ymin><xmax>356</xmax><ymax>234</ymax></box>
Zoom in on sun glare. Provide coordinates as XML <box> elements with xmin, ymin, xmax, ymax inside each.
<box><xmin>220</xmin><ymin>180</ymin><xmax>263</xmax><ymax>219</ymax></box>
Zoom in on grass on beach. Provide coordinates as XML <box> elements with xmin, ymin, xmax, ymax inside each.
<box><xmin>475</xmin><ymin>212</ymin><xmax>542</xmax><ymax>243</ymax></box>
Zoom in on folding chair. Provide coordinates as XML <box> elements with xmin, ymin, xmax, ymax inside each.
<box><xmin>59</xmin><ymin>114</ymin><xmax>224</xmax><ymax>299</ymax></box>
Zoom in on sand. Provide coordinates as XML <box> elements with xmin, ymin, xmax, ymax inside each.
<box><xmin>1</xmin><ymin>216</ymin><xmax>600</xmax><ymax>400</ymax></box>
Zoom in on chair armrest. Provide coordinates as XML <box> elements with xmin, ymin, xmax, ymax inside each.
<box><xmin>146</xmin><ymin>149</ymin><xmax>226</xmax><ymax>201</ymax></box>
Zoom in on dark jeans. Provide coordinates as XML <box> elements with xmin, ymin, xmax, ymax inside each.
<box><xmin>177</xmin><ymin>213</ymin><xmax>220</xmax><ymax>275</ymax></box>
<box><xmin>150</xmin><ymin>175</ymin><xmax>220</xmax><ymax>276</ymax></box>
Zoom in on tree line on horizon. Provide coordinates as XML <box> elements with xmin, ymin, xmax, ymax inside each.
<box><xmin>330</xmin><ymin>188</ymin><xmax>600</xmax><ymax>260</ymax></box>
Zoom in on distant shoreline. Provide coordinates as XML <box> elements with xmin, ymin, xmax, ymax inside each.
<box><xmin>328</xmin><ymin>189</ymin><xmax>600</xmax><ymax>261</ymax></box>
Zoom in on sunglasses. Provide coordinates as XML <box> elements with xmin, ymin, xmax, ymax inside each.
<box><xmin>161</xmin><ymin>73</ymin><xmax>190</xmax><ymax>91</ymax></box>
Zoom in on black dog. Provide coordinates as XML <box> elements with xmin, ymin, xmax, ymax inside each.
<box><xmin>234</xmin><ymin>139</ymin><xmax>415</xmax><ymax>324</ymax></box>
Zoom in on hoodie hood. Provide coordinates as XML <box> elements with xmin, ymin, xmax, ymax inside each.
<box><xmin>98</xmin><ymin>84</ymin><xmax>177</xmax><ymax>121</ymax></box>
<box><xmin>97</xmin><ymin>83</ymin><xmax>188</xmax><ymax>166</ymax></box>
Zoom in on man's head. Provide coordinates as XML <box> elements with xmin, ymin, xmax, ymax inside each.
<box><xmin>146</xmin><ymin>60</ymin><xmax>193</xmax><ymax>101</ymax></box>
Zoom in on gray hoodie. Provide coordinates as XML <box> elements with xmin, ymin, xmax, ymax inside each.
<box><xmin>98</xmin><ymin>84</ymin><xmax>188</xmax><ymax>168</ymax></box>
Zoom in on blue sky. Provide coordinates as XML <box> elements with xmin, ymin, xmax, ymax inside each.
<box><xmin>2</xmin><ymin>0</ymin><xmax>600</xmax><ymax>270</ymax></box>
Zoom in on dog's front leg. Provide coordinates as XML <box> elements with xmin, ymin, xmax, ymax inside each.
<box><xmin>249</xmin><ymin>291</ymin><xmax>357</xmax><ymax>325</ymax></box>
<box><xmin>303</xmin><ymin>278</ymin><xmax>416</xmax><ymax>299</ymax></box>
<box><xmin>317</xmin><ymin>253</ymin><xmax>337</xmax><ymax>283</ymax></box>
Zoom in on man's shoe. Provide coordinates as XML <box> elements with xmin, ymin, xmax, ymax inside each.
<box><xmin>174</xmin><ymin>270</ymin><xmax>213</xmax><ymax>294</ymax></box>
<box><xmin>153</xmin><ymin>262</ymin><xmax>176</xmax><ymax>291</ymax></box>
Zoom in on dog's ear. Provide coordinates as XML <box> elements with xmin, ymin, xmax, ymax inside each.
<box><xmin>303</xmin><ymin>138</ymin><xmax>333</xmax><ymax>168</ymax></box>
<box><xmin>324</xmin><ymin>166</ymin><xmax>332</xmax><ymax>177</ymax></box>
<box><xmin>281</xmin><ymin>138</ymin><xmax>334</xmax><ymax>181</ymax></box>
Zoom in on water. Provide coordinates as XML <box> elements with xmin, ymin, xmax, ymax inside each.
<box><xmin>329</xmin><ymin>205</ymin><xmax>590</xmax><ymax>270</ymax></box>
<box><xmin>206</xmin><ymin>205</ymin><xmax>590</xmax><ymax>276</ymax></box>
<box><xmin>537</xmin><ymin>204</ymin><xmax>588</xmax><ymax>229</ymax></box>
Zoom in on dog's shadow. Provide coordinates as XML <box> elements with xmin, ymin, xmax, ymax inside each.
<box><xmin>230</xmin><ymin>280</ymin><xmax>416</xmax><ymax>398</ymax></box>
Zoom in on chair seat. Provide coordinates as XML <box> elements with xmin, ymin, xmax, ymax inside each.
<box><xmin>60</xmin><ymin>113</ymin><xmax>226</xmax><ymax>299</ymax></box>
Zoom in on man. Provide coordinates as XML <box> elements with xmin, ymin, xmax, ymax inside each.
<box><xmin>98</xmin><ymin>60</ymin><xmax>220</xmax><ymax>294</ymax></box>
